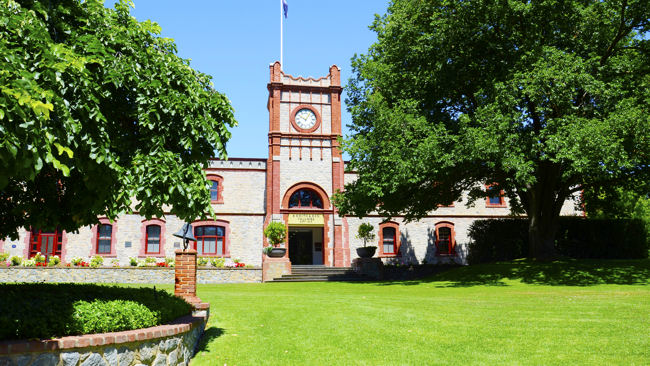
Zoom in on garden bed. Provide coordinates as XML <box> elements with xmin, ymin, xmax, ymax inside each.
<box><xmin>0</xmin><ymin>284</ymin><xmax>193</xmax><ymax>341</ymax></box>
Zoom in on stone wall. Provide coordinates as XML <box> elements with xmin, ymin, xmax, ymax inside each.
<box><xmin>0</xmin><ymin>267</ymin><xmax>262</xmax><ymax>284</ymax></box>
<box><xmin>0</xmin><ymin>314</ymin><xmax>206</xmax><ymax>366</ymax></box>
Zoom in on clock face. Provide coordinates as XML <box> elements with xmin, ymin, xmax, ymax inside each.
<box><xmin>295</xmin><ymin>108</ymin><xmax>317</xmax><ymax>130</ymax></box>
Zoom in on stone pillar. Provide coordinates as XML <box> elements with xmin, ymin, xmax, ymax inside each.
<box><xmin>262</xmin><ymin>255</ymin><xmax>291</xmax><ymax>282</ymax></box>
<box><xmin>175</xmin><ymin>250</ymin><xmax>209</xmax><ymax>312</ymax></box>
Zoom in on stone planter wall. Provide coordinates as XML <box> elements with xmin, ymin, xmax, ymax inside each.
<box><xmin>0</xmin><ymin>267</ymin><xmax>262</xmax><ymax>284</ymax></box>
<box><xmin>0</xmin><ymin>314</ymin><xmax>207</xmax><ymax>366</ymax></box>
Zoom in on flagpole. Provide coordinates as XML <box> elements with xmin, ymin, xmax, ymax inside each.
<box><xmin>280</xmin><ymin>0</ymin><xmax>284</xmax><ymax>70</ymax></box>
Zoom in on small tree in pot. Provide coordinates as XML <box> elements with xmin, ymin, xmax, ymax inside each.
<box><xmin>356</xmin><ymin>223</ymin><xmax>377</xmax><ymax>258</ymax></box>
<box><xmin>263</xmin><ymin>221</ymin><xmax>287</xmax><ymax>257</ymax></box>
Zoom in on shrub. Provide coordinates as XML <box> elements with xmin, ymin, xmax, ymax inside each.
<box><xmin>22</xmin><ymin>259</ymin><xmax>35</xmax><ymax>267</ymax></box>
<box><xmin>210</xmin><ymin>257</ymin><xmax>225</xmax><ymax>268</ymax></box>
<box><xmin>264</xmin><ymin>221</ymin><xmax>286</xmax><ymax>247</ymax></box>
<box><xmin>0</xmin><ymin>253</ymin><xmax>9</xmax><ymax>262</ymax></box>
<box><xmin>0</xmin><ymin>284</ymin><xmax>192</xmax><ymax>340</ymax></box>
<box><xmin>357</xmin><ymin>223</ymin><xmax>376</xmax><ymax>247</ymax></box>
<box><xmin>48</xmin><ymin>255</ymin><xmax>61</xmax><ymax>267</ymax></box>
<box><xmin>467</xmin><ymin>218</ymin><xmax>649</xmax><ymax>264</ymax></box>
<box><xmin>197</xmin><ymin>257</ymin><xmax>209</xmax><ymax>266</ymax></box>
<box><xmin>33</xmin><ymin>252</ymin><xmax>46</xmax><ymax>264</ymax></box>
<box><xmin>10</xmin><ymin>256</ymin><xmax>22</xmax><ymax>266</ymax></box>
<box><xmin>129</xmin><ymin>257</ymin><xmax>138</xmax><ymax>266</ymax></box>
<box><xmin>111</xmin><ymin>259</ymin><xmax>120</xmax><ymax>267</ymax></box>
<box><xmin>144</xmin><ymin>257</ymin><xmax>157</xmax><ymax>266</ymax></box>
<box><xmin>90</xmin><ymin>255</ymin><xmax>104</xmax><ymax>268</ymax></box>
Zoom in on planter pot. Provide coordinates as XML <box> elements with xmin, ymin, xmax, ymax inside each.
<box><xmin>267</xmin><ymin>248</ymin><xmax>287</xmax><ymax>258</ymax></box>
<box><xmin>356</xmin><ymin>246</ymin><xmax>377</xmax><ymax>258</ymax></box>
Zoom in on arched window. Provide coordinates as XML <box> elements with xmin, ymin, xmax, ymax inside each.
<box><xmin>486</xmin><ymin>184</ymin><xmax>506</xmax><ymax>207</ymax></box>
<box><xmin>288</xmin><ymin>189</ymin><xmax>323</xmax><ymax>209</ymax></box>
<box><xmin>96</xmin><ymin>224</ymin><xmax>113</xmax><ymax>254</ymax></box>
<box><xmin>207</xmin><ymin>174</ymin><xmax>224</xmax><ymax>203</ymax></box>
<box><xmin>435</xmin><ymin>222</ymin><xmax>456</xmax><ymax>256</ymax></box>
<box><xmin>91</xmin><ymin>218</ymin><xmax>117</xmax><ymax>256</ymax></box>
<box><xmin>146</xmin><ymin>225</ymin><xmax>162</xmax><ymax>254</ymax></box>
<box><xmin>378</xmin><ymin>222</ymin><xmax>401</xmax><ymax>257</ymax></box>
<box><xmin>139</xmin><ymin>218</ymin><xmax>166</xmax><ymax>257</ymax></box>
<box><xmin>194</xmin><ymin>225</ymin><xmax>226</xmax><ymax>256</ymax></box>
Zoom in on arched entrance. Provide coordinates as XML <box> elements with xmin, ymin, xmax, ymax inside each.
<box><xmin>282</xmin><ymin>183</ymin><xmax>330</xmax><ymax>266</ymax></box>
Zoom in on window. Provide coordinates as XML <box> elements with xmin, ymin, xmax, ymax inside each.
<box><xmin>139</xmin><ymin>219</ymin><xmax>166</xmax><ymax>257</ymax></box>
<box><xmin>378</xmin><ymin>222</ymin><xmax>400</xmax><ymax>257</ymax></box>
<box><xmin>96</xmin><ymin>224</ymin><xmax>112</xmax><ymax>254</ymax></box>
<box><xmin>382</xmin><ymin>227</ymin><xmax>396</xmax><ymax>255</ymax></box>
<box><xmin>486</xmin><ymin>185</ymin><xmax>506</xmax><ymax>207</ymax></box>
<box><xmin>209</xmin><ymin>180</ymin><xmax>219</xmax><ymax>201</ymax></box>
<box><xmin>29</xmin><ymin>228</ymin><xmax>63</xmax><ymax>260</ymax></box>
<box><xmin>435</xmin><ymin>222</ymin><xmax>456</xmax><ymax>256</ymax></box>
<box><xmin>194</xmin><ymin>225</ymin><xmax>226</xmax><ymax>255</ymax></box>
<box><xmin>206</xmin><ymin>174</ymin><xmax>223</xmax><ymax>203</ymax></box>
<box><xmin>288</xmin><ymin>189</ymin><xmax>323</xmax><ymax>208</ymax></box>
<box><xmin>146</xmin><ymin>225</ymin><xmax>161</xmax><ymax>254</ymax></box>
<box><xmin>91</xmin><ymin>218</ymin><xmax>117</xmax><ymax>256</ymax></box>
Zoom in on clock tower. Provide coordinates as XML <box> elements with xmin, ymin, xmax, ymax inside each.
<box><xmin>265</xmin><ymin>62</ymin><xmax>349</xmax><ymax>267</ymax></box>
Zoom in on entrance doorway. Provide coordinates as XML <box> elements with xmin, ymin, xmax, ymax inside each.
<box><xmin>288</xmin><ymin>227</ymin><xmax>323</xmax><ymax>265</ymax></box>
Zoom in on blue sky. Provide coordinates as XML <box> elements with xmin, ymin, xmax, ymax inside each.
<box><xmin>106</xmin><ymin>0</ymin><xmax>390</xmax><ymax>159</ymax></box>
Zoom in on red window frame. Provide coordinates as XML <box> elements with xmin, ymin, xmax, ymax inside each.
<box><xmin>378</xmin><ymin>222</ymin><xmax>401</xmax><ymax>257</ymax></box>
<box><xmin>288</xmin><ymin>189</ymin><xmax>323</xmax><ymax>209</ymax></box>
<box><xmin>145</xmin><ymin>225</ymin><xmax>162</xmax><ymax>255</ymax></box>
<box><xmin>194</xmin><ymin>225</ymin><xmax>226</xmax><ymax>256</ymax></box>
<box><xmin>435</xmin><ymin>222</ymin><xmax>456</xmax><ymax>256</ymax></box>
<box><xmin>206</xmin><ymin>174</ymin><xmax>224</xmax><ymax>204</ymax></box>
<box><xmin>96</xmin><ymin>224</ymin><xmax>112</xmax><ymax>254</ymax></box>
<box><xmin>485</xmin><ymin>184</ymin><xmax>506</xmax><ymax>207</ymax></box>
<box><xmin>29</xmin><ymin>228</ymin><xmax>63</xmax><ymax>260</ymax></box>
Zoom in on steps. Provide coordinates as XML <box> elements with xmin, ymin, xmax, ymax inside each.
<box><xmin>267</xmin><ymin>265</ymin><xmax>371</xmax><ymax>282</ymax></box>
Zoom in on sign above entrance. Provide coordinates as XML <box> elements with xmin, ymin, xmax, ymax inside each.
<box><xmin>288</xmin><ymin>214</ymin><xmax>324</xmax><ymax>227</ymax></box>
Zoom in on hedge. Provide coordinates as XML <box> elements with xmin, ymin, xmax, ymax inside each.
<box><xmin>0</xmin><ymin>284</ymin><xmax>192</xmax><ymax>340</ymax></box>
<box><xmin>467</xmin><ymin>217</ymin><xmax>648</xmax><ymax>264</ymax></box>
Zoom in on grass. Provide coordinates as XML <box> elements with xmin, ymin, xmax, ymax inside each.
<box><xmin>181</xmin><ymin>259</ymin><xmax>650</xmax><ymax>365</ymax></box>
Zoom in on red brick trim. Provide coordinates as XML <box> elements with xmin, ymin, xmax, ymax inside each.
<box><xmin>290</xmin><ymin>104</ymin><xmax>322</xmax><ymax>133</ymax></box>
<box><xmin>139</xmin><ymin>218</ymin><xmax>166</xmax><ymax>257</ymax></box>
<box><xmin>90</xmin><ymin>218</ymin><xmax>118</xmax><ymax>257</ymax></box>
<box><xmin>206</xmin><ymin>174</ymin><xmax>224</xmax><ymax>204</ymax></box>
<box><xmin>434</xmin><ymin>221</ymin><xmax>457</xmax><ymax>257</ymax></box>
<box><xmin>378</xmin><ymin>221</ymin><xmax>401</xmax><ymax>257</ymax></box>
<box><xmin>281</xmin><ymin>182</ymin><xmax>331</xmax><ymax>210</ymax></box>
<box><xmin>0</xmin><ymin>314</ymin><xmax>206</xmax><ymax>355</ymax></box>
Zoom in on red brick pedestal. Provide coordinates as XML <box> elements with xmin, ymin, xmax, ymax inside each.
<box><xmin>262</xmin><ymin>255</ymin><xmax>291</xmax><ymax>282</ymax></box>
<box><xmin>175</xmin><ymin>250</ymin><xmax>209</xmax><ymax>311</ymax></box>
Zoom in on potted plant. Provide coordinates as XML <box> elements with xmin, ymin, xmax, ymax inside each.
<box><xmin>356</xmin><ymin>223</ymin><xmax>377</xmax><ymax>258</ymax></box>
<box><xmin>264</xmin><ymin>221</ymin><xmax>287</xmax><ymax>257</ymax></box>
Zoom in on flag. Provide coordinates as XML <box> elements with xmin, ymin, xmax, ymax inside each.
<box><xmin>283</xmin><ymin>0</ymin><xmax>288</xmax><ymax>18</ymax></box>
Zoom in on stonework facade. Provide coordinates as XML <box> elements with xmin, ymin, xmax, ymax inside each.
<box><xmin>1</xmin><ymin>62</ymin><xmax>582</xmax><ymax>271</ymax></box>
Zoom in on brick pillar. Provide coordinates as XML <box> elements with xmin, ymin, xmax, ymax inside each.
<box><xmin>175</xmin><ymin>250</ymin><xmax>209</xmax><ymax>311</ymax></box>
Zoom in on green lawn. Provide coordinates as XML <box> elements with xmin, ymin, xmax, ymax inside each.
<box><xmin>184</xmin><ymin>260</ymin><xmax>649</xmax><ymax>365</ymax></box>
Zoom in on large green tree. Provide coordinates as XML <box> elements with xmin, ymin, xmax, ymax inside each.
<box><xmin>0</xmin><ymin>0</ymin><xmax>236</xmax><ymax>238</ymax></box>
<box><xmin>335</xmin><ymin>0</ymin><xmax>650</xmax><ymax>259</ymax></box>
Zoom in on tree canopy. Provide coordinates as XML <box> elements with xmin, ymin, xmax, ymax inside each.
<box><xmin>0</xmin><ymin>0</ymin><xmax>236</xmax><ymax>238</ymax></box>
<box><xmin>335</xmin><ymin>0</ymin><xmax>650</xmax><ymax>259</ymax></box>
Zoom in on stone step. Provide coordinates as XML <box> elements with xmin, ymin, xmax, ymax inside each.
<box><xmin>268</xmin><ymin>277</ymin><xmax>370</xmax><ymax>282</ymax></box>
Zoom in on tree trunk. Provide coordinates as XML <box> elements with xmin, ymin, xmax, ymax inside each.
<box><xmin>524</xmin><ymin>162</ymin><xmax>567</xmax><ymax>260</ymax></box>
<box><xmin>528</xmin><ymin>209</ymin><xmax>559</xmax><ymax>260</ymax></box>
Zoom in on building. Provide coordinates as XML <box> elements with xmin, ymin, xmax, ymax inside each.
<box><xmin>0</xmin><ymin>62</ymin><xmax>581</xmax><ymax>268</ymax></box>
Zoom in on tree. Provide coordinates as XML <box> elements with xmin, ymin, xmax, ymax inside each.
<box><xmin>334</xmin><ymin>0</ymin><xmax>650</xmax><ymax>259</ymax></box>
<box><xmin>0</xmin><ymin>0</ymin><xmax>236</xmax><ymax>238</ymax></box>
